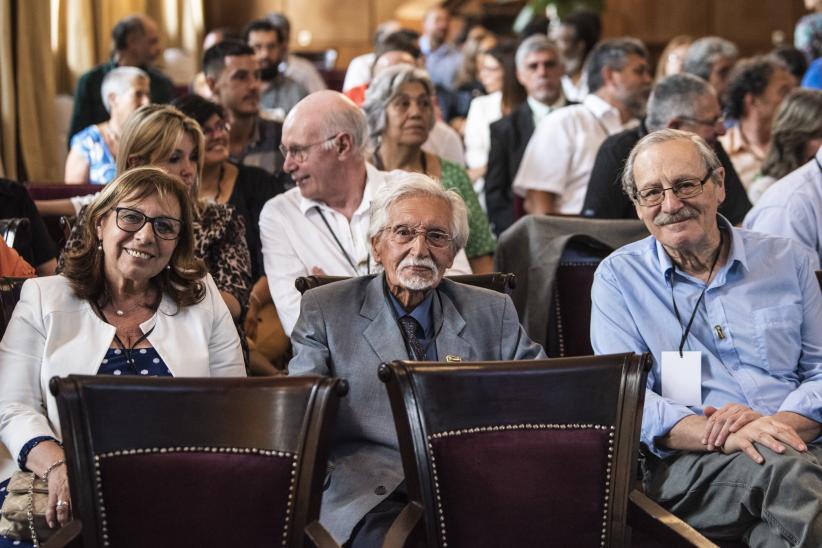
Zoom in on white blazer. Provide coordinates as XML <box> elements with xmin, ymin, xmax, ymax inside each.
<box><xmin>0</xmin><ymin>274</ymin><xmax>245</xmax><ymax>479</ymax></box>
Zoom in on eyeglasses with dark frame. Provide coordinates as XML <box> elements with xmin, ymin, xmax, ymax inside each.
<box><xmin>384</xmin><ymin>224</ymin><xmax>453</xmax><ymax>248</ymax></box>
<box><xmin>634</xmin><ymin>169</ymin><xmax>716</xmax><ymax>207</ymax></box>
<box><xmin>114</xmin><ymin>207</ymin><xmax>183</xmax><ymax>240</ymax></box>
<box><xmin>677</xmin><ymin>113</ymin><xmax>726</xmax><ymax>128</ymax></box>
<box><xmin>278</xmin><ymin>134</ymin><xmax>339</xmax><ymax>163</ymax></box>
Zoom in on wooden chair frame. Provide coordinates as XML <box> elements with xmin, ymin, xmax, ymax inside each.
<box><xmin>49</xmin><ymin>375</ymin><xmax>347</xmax><ymax>548</ymax></box>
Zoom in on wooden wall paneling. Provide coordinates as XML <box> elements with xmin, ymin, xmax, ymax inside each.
<box><xmin>709</xmin><ymin>0</ymin><xmax>806</xmax><ymax>55</ymax></box>
<box><xmin>285</xmin><ymin>0</ymin><xmax>377</xmax><ymax>67</ymax></box>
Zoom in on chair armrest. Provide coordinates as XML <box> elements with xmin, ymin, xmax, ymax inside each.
<box><xmin>41</xmin><ymin>519</ymin><xmax>82</xmax><ymax>548</ymax></box>
<box><xmin>382</xmin><ymin>501</ymin><xmax>423</xmax><ymax>548</ymax></box>
<box><xmin>628</xmin><ymin>490</ymin><xmax>718</xmax><ymax>547</ymax></box>
<box><xmin>305</xmin><ymin>519</ymin><xmax>341</xmax><ymax>548</ymax></box>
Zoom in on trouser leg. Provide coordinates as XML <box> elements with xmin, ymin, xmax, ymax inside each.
<box><xmin>642</xmin><ymin>444</ymin><xmax>822</xmax><ymax>547</ymax></box>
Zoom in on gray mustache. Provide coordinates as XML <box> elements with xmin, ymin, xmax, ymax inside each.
<box><xmin>653</xmin><ymin>206</ymin><xmax>699</xmax><ymax>226</ymax></box>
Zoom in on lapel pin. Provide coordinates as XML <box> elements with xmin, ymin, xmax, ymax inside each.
<box><xmin>445</xmin><ymin>355</ymin><xmax>462</xmax><ymax>363</ymax></box>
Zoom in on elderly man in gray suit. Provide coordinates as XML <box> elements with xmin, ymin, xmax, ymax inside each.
<box><xmin>289</xmin><ymin>172</ymin><xmax>545</xmax><ymax>547</ymax></box>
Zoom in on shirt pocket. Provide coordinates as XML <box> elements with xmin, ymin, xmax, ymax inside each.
<box><xmin>753</xmin><ymin>304</ymin><xmax>803</xmax><ymax>373</ymax></box>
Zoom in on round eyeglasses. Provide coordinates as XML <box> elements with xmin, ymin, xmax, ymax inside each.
<box><xmin>385</xmin><ymin>225</ymin><xmax>453</xmax><ymax>248</ymax></box>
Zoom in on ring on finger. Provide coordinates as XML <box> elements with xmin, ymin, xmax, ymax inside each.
<box><xmin>56</xmin><ymin>500</ymin><xmax>69</xmax><ymax>508</ymax></box>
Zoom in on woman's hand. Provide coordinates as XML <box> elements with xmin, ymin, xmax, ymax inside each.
<box><xmin>25</xmin><ymin>441</ymin><xmax>72</xmax><ymax>528</ymax></box>
<box><xmin>46</xmin><ymin>463</ymin><xmax>72</xmax><ymax>528</ymax></box>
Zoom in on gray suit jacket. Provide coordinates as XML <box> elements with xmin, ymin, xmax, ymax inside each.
<box><xmin>288</xmin><ymin>274</ymin><xmax>546</xmax><ymax>543</ymax></box>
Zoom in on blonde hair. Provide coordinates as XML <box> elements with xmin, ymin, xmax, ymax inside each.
<box><xmin>117</xmin><ymin>104</ymin><xmax>206</xmax><ymax>212</ymax></box>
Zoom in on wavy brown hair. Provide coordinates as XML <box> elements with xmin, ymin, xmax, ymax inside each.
<box><xmin>61</xmin><ymin>167</ymin><xmax>208</xmax><ymax>308</ymax></box>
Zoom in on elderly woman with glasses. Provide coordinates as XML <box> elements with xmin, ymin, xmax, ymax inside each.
<box><xmin>0</xmin><ymin>167</ymin><xmax>245</xmax><ymax>544</ymax></box>
<box><xmin>363</xmin><ymin>64</ymin><xmax>496</xmax><ymax>273</ymax></box>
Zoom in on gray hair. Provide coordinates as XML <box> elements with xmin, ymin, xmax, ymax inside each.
<box><xmin>101</xmin><ymin>66</ymin><xmax>149</xmax><ymax>113</ymax></box>
<box><xmin>646</xmin><ymin>73</ymin><xmax>714</xmax><ymax>131</ymax></box>
<box><xmin>585</xmin><ymin>37</ymin><xmax>648</xmax><ymax>93</ymax></box>
<box><xmin>622</xmin><ymin>129</ymin><xmax>722</xmax><ymax>202</ymax></box>
<box><xmin>515</xmin><ymin>34</ymin><xmax>559</xmax><ymax>71</ymax></box>
<box><xmin>682</xmin><ymin>37</ymin><xmax>739</xmax><ymax>81</ymax></box>
<box><xmin>368</xmin><ymin>171</ymin><xmax>470</xmax><ymax>252</ymax></box>
<box><xmin>362</xmin><ymin>64</ymin><xmax>436</xmax><ymax>148</ymax></box>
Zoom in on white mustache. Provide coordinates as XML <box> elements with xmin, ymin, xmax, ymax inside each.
<box><xmin>399</xmin><ymin>255</ymin><xmax>438</xmax><ymax>274</ymax></box>
<box><xmin>654</xmin><ymin>206</ymin><xmax>699</xmax><ymax>226</ymax></box>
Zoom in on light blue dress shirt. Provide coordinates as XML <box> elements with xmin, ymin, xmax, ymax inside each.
<box><xmin>419</xmin><ymin>35</ymin><xmax>462</xmax><ymax>91</ymax></box>
<box><xmin>743</xmin><ymin>146</ymin><xmax>822</xmax><ymax>263</ymax></box>
<box><xmin>591</xmin><ymin>217</ymin><xmax>822</xmax><ymax>456</ymax></box>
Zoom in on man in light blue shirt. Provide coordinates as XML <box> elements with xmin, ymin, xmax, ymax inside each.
<box><xmin>418</xmin><ymin>5</ymin><xmax>462</xmax><ymax>91</ymax></box>
<box><xmin>591</xmin><ymin>129</ymin><xmax>822</xmax><ymax>546</ymax></box>
<box><xmin>743</xmin><ymin>144</ymin><xmax>822</xmax><ymax>263</ymax></box>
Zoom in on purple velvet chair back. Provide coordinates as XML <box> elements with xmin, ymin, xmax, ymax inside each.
<box><xmin>378</xmin><ymin>353</ymin><xmax>651</xmax><ymax>548</ymax></box>
<box><xmin>50</xmin><ymin>375</ymin><xmax>347</xmax><ymax>548</ymax></box>
<box><xmin>548</xmin><ymin>238</ymin><xmax>612</xmax><ymax>358</ymax></box>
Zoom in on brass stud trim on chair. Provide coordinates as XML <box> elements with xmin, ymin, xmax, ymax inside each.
<box><xmin>94</xmin><ymin>446</ymin><xmax>298</xmax><ymax>547</ymax></box>
<box><xmin>427</xmin><ymin>423</ymin><xmax>615</xmax><ymax>548</ymax></box>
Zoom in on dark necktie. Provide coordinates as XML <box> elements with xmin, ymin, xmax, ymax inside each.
<box><xmin>399</xmin><ymin>315</ymin><xmax>427</xmax><ymax>361</ymax></box>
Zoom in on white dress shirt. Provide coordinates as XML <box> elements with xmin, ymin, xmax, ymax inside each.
<box><xmin>512</xmin><ymin>94</ymin><xmax>634</xmax><ymax>214</ymax></box>
<box><xmin>260</xmin><ymin>163</ymin><xmax>471</xmax><ymax>336</ymax></box>
<box><xmin>464</xmin><ymin>91</ymin><xmax>503</xmax><ymax>170</ymax></box>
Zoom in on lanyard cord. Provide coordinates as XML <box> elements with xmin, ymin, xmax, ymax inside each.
<box><xmin>815</xmin><ymin>155</ymin><xmax>821</xmax><ymax>173</ymax></box>
<box><xmin>383</xmin><ymin>278</ymin><xmax>444</xmax><ymax>361</ymax></box>
<box><xmin>670</xmin><ymin>231</ymin><xmax>724</xmax><ymax>357</ymax></box>
<box><xmin>315</xmin><ymin>206</ymin><xmax>370</xmax><ymax>275</ymax></box>
<box><xmin>112</xmin><ymin>326</ymin><xmax>155</xmax><ymax>365</ymax></box>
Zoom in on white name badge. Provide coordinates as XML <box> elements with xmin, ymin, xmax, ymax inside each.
<box><xmin>660</xmin><ymin>351</ymin><xmax>702</xmax><ymax>407</ymax></box>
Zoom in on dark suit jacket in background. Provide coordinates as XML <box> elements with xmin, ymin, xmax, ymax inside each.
<box><xmin>288</xmin><ymin>274</ymin><xmax>545</xmax><ymax>544</ymax></box>
<box><xmin>68</xmin><ymin>60</ymin><xmax>176</xmax><ymax>142</ymax></box>
<box><xmin>485</xmin><ymin>102</ymin><xmax>535</xmax><ymax>236</ymax></box>
<box><xmin>581</xmin><ymin>122</ymin><xmax>752</xmax><ymax>224</ymax></box>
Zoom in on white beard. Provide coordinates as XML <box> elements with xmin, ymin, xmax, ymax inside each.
<box><xmin>396</xmin><ymin>255</ymin><xmax>440</xmax><ymax>290</ymax></box>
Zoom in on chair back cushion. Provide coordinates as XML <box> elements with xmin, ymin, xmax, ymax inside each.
<box><xmin>429</xmin><ymin>425</ymin><xmax>613</xmax><ymax>547</ymax></box>
<box><xmin>99</xmin><ymin>449</ymin><xmax>295</xmax><ymax>547</ymax></box>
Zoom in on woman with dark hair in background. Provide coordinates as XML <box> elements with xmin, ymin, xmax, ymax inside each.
<box><xmin>172</xmin><ymin>94</ymin><xmax>287</xmax><ymax>374</ymax></box>
<box><xmin>463</xmin><ymin>42</ymin><xmax>525</xmax><ymax>206</ymax></box>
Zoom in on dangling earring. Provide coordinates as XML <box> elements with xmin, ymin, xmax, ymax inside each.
<box><xmin>97</xmin><ymin>241</ymin><xmax>103</xmax><ymax>251</ymax></box>
<box><xmin>165</xmin><ymin>265</ymin><xmax>171</xmax><ymax>271</ymax></box>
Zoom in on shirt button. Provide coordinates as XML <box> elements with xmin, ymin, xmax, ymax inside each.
<box><xmin>374</xmin><ymin>485</ymin><xmax>387</xmax><ymax>496</ymax></box>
